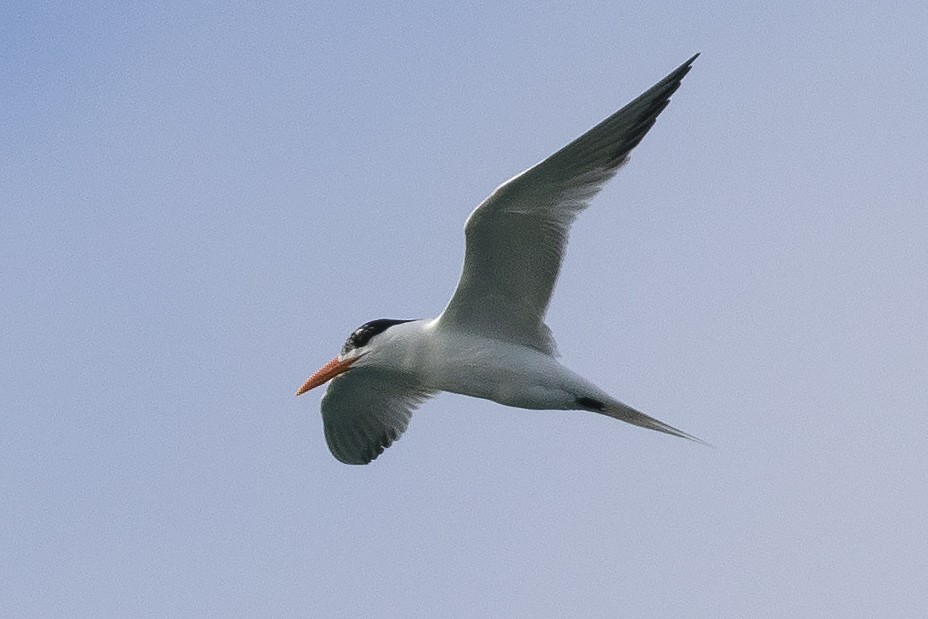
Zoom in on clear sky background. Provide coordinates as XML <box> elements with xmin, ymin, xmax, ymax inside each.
<box><xmin>3</xmin><ymin>2</ymin><xmax>926</xmax><ymax>616</ymax></box>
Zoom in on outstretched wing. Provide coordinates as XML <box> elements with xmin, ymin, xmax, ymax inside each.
<box><xmin>437</xmin><ymin>54</ymin><xmax>698</xmax><ymax>354</ymax></box>
<box><xmin>320</xmin><ymin>367</ymin><xmax>436</xmax><ymax>464</ymax></box>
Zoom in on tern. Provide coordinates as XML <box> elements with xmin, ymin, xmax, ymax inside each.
<box><xmin>298</xmin><ymin>54</ymin><xmax>703</xmax><ymax>464</ymax></box>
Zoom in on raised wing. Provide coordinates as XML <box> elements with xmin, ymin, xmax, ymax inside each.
<box><xmin>437</xmin><ymin>54</ymin><xmax>698</xmax><ymax>354</ymax></box>
<box><xmin>320</xmin><ymin>367</ymin><xmax>435</xmax><ymax>464</ymax></box>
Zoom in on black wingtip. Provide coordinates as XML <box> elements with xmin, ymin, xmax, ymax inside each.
<box><xmin>665</xmin><ymin>52</ymin><xmax>700</xmax><ymax>84</ymax></box>
<box><xmin>679</xmin><ymin>52</ymin><xmax>700</xmax><ymax>70</ymax></box>
<box><xmin>643</xmin><ymin>53</ymin><xmax>700</xmax><ymax>99</ymax></box>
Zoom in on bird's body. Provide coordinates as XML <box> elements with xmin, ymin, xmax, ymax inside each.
<box><xmin>349</xmin><ymin>318</ymin><xmax>597</xmax><ymax>411</ymax></box>
<box><xmin>298</xmin><ymin>54</ymin><xmax>704</xmax><ymax>464</ymax></box>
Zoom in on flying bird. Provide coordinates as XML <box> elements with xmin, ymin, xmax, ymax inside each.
<box><xmin>298</xmin><ymin>54</ymin><xmax>703</xmax><ymax>464</ymax></box>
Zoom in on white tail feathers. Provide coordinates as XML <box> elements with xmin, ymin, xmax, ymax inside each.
<box><xmin>602</xmin><ymin>400</ymin><xmax>710</xmax><ymax>447</ymax></box>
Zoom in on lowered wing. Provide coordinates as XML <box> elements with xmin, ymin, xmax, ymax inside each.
<box><xmin>320</xmin><ymin>367</ymin><xmax>436</xmax><ymax>464</ymax></box>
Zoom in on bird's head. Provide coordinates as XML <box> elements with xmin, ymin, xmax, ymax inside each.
<box><xmin>295</xmin><ymin>319</ymin><xmax>414</xmax><ymax>396</ymax></box>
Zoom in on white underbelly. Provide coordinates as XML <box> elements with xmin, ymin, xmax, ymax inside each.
<box><xmin>417</xmin><ymin>334</ymin><xmax>588</xmax><ymax>410</ymax></box>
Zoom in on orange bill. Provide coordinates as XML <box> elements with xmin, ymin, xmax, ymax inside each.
<box><xmin>295</xmin><ymin>357</ymin><xmax>355</xmax><ymax>396</ymax></box>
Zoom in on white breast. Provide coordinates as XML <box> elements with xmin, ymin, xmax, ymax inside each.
<box><xmin>380</xmin><ymin>319</ymin><xmax>602</xmax><ymax>410</ymax></box>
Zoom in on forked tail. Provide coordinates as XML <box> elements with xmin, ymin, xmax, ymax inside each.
<box><xmin>576</xmin><ymin>396</ymin><xmax>710</xmax><ymax>446</ymax></box>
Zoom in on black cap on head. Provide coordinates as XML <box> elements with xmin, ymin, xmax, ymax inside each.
<box><xmin>341</xmin><ymin>319</ymin><xmax>415</xmax><ymax>355</ymax></box>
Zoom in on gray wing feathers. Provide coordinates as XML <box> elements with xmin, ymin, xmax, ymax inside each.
<box><xmin>439</xmin><ymin>55</ymin><xmax>698</xmax><ymax>354</ymax></box>
<box><xmin>321</xmin><ymin>369</ymin><xmax>435</xmax><ymax>464</ymax></box>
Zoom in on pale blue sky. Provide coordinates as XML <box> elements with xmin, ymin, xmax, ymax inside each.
<box><xmin>3</xmin><ymin>1</ymin><xmax>927</xmax><ymax>616</ymax></box>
